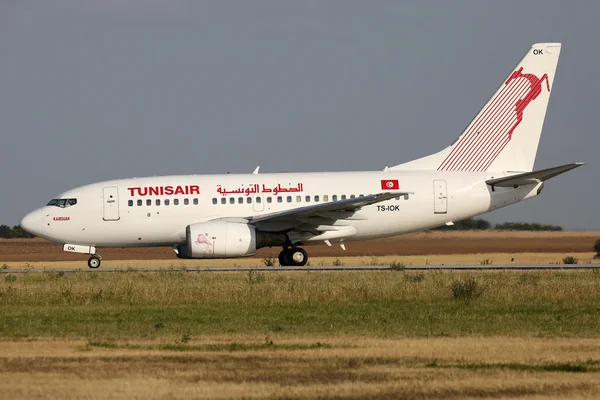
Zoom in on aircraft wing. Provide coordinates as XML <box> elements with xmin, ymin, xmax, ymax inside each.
<box><xmin>485</xmin><ymin>162</ymin><xmax>584</xmax><ymax>188</ymax></box>
<box><xmin>248</xmin><ymin>192</ymin><xmax>409</xmax><ymax>225</ymax></box>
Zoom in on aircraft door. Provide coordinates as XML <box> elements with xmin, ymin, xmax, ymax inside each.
<box><xmin>103</xmin><ymin>186</ymin><xmax>120</xmax><ymax>221</ymax></box>
<box><xmin>253</xmin><ymin>194</ymin><xmax>265</xmax><ymax>212</ymax></box>
<box><xmin>433</xmin><ymin>180</ymin><xmax>448</xmax><ymax>214</ymax></box>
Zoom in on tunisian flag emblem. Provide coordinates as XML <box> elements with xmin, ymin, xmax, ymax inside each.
<box><xmin>381</xmin><ymin>179</ymin><xmax>399</xmax><ymax>190</ymax></box>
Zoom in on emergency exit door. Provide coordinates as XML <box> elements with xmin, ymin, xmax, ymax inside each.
<box><xmin>433</xmin><ymin>180</ymin><xmax>448</xmax><ymax>214</ymax></box>
<box><xmin>103</xmin><ymin>186</ymin><xmax>120</xmax><ymax>221</ymax></box>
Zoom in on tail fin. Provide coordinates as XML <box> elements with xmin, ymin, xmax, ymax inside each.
<box><xmin>389</xmin><ymin>43</ymin><xmax>562</xmax><ymax>172</ymax></box>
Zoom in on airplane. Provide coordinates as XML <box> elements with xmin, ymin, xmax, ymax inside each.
<box><xmin>20</xmin><ymin>43</ymin><xmax>583</xmax><ymax>269</ymax></box>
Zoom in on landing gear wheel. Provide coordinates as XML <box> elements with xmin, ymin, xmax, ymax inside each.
<box><xmin>278</xmin><ymin>248</ymin><xmax>309</xmax><ymax>266</ymax></box>
<box><xmin>278</xmin><ymin>249</ymin><xmax>290</xmax><ymax>266</ymax></box>
<box><xmin>289</xmin><ymin>248</ymin><xmax>308</xmax><ymax>266</ymax></box>
<box><xmin>88</xmin><ymin>256</ymin><xmax>101</xmax><ymax>269</ymax></box>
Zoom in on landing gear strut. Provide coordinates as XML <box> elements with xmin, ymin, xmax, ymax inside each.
<box><xmin>278</xmin><ymin>247</ymin><xmax>308</xmax><ymax>267</ymax></box>
<box><xmin>87</xmin><ymin>255</ymin><xmax>101</xmax><ymax>269</ymax></box>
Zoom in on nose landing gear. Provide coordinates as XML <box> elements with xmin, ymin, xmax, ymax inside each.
<box><xmin>63</xmin><ymin>244</ymin><xmax>102</xmax><ymax>269</ymax></box>
<box><xmin>278</xmin><ymin>247</ymin><xmax>308</xmax><ymax>267</ymax></box>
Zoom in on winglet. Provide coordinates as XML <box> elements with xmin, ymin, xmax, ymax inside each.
<box><xmin>252</xmin><ymin>166</ymin><xmax>260</xmax><ymax>175</ymax></box>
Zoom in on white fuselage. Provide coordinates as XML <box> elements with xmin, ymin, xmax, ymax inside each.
<box><xmin>25</xmin><ymin>170</ymin><xmax>541</xmax><ymax>249</ymax></box>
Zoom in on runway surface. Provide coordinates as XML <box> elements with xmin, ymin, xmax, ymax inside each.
<box><xmin>1</xmin><ymin>265</ymin><xmax>599</xmax><ymax>273</ymax></box>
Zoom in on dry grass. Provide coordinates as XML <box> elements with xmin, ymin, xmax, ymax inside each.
<box><xmin>0</xmin><ymin>336</ymin><xmax>599</xmax><ymax>399</ymax></box>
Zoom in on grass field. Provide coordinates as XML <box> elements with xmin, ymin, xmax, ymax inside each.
<box><xmin>2</xmin><ymin>232</ymin><xmax>600</xmax><ymax>398</ymax></box>
<box><xmin>3</xmin><ymin>269</ymin><xmax>600</xmax><ymax>338</ymax></box>
<box><xmin>1</xmin><ymin>269</ymin><xmax>600</xmax><ymax>398</ymax></box>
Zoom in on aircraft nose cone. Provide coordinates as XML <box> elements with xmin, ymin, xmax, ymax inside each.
<box><xmin>20</xmin><ymin>209</ymin><xmax>42</xmax><ymax>236</ymax></box>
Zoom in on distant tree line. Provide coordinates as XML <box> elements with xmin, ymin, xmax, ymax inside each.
<box><xmin>434</xmin><ymin>218</ymin><xmax>563</xmax><ymax>231</ymax></box>
<box><xmin>0</xmin><ymin>225</ymin><xmax>35</xmax><ymax>238</ymax></box>
<box><xmin>494</xmin><ymin>221</ymin><xmax>563</xmax><ymax>231</ymax></box>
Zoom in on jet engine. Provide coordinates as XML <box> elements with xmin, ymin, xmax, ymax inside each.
<box><xmin>175</xmin><ymin>220</ymin><xmax>286</xmax><ymax>259</ymax></box>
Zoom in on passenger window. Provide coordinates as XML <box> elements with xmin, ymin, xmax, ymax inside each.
<box><xmin>350</xmin><ymin>194</ymin><xmax>355</xmax><ymax>199</ymax></box>
<box><xmin>286</xmin><ymin>196</ymin><xmax>292</xmax><ymax>203</ymax></box>
<box><xmin>267</xmin><ymin>197</ymin><xmax>272</xmax><ymax>203</ymax></box>
<box><xmin>146</xmin><ymin>199</ymin><xmax>152</xmax><ymax>206</ymax></box>
<box><xmin>296</xmin><ymin>195</ymin><xmax>301</xmax><ymax>202</ymax></box>
<box><xmin>314</xmin><ymin>195</ymin><xmax>320</xmax><ymax>202</ymax></box>
<box><xmin>184</xmin><ymin>199</ymin><xmax>189</xmax><ymax>205</ymax></box>
<box><xmin>165</xmin><ymin>199</ymin><xmax>170</xmax><ymax>206</ymax></box>
<box><xmin>193</xmin><ymin>198</ymin><xmax>198</xmax><ymax>205</ymax></box>
<box><xmin>156</xmin><ymin>199</ymin><xmax>161</xmax><ymax>206</ymax></box>
<box><xmin>323</xmin><ymin>195</ymin><xmax>329</xmax><ymax>202</ymax></box>
<box><xmin>128</xmin><ymin>200</ymin><xmax>133</xmax><ymax>207</ymax></box>
<box><xmin>212</xmin><ymin>198</ymin><xmax>217</xmax><ymax>205</ymax></box>
<box><xmin>137</xmin><ymin>199</ymin><xmax>142</xmax><ymax>206</ymax></box>
<box><xmin>305</xmin><ymin>195</ymin><xmax>311</xmax><ymax>202</ymax></box>
<box><xmin>238</xmin><ymin>197</ymin><xmax>243</xmax><ymax>204</ymax></box>
<box><xmin>341</xmin><ymin>195</ymin><xmax>347</xmax><ymax>200</ymax></box>
<box><xmin>256</xmin><ymin>197</ymin><xmax>262</xmax><ymax>204</ymax></box>
<box><xmin>332</xmin><ymin>195</ymin><xmax>338</xmax><ymax>201</ymax></box>
<box><xmin>277</xmin><ymin>196</ymin><xmax>282</xmax><ymax>203</ymax></box>
<box><xmin>174</xmin><ymin>199</ymin><xmax>179</xmax><ymax>206</ymax></box>
<box><xmin>221</xmin><ymin>198</ymin><xmax>226</xmax><ymax>204</ymax></box>
<box><xmin>247</xmin><ymin>197</ymin><xmax>252</xmax><ymax>204</ymax></box>
<box><xmin>229</xmin><ymin>197</ymin><xmax>235</xmax><ymax>204</ymax></box>
<box><xmin>359</xmin><ymin>194</ymin><xmax>364</xmax><ymax>197</ymax></box>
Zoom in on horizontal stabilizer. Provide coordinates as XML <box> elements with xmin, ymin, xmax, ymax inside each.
<box><xmin>486</xmin><ymin>162</ymin><xmax>584</xmax><ymax>188</ymax></box>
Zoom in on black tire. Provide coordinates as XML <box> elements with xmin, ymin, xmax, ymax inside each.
<box><xmin>278</xmin><ymin>249</ymin><xmax>289</xmax><ymax>266</ymax></box>
<box><xmin>88</xmin><ymin>256</ymin><xmax>101</xmax><ymax>269</ymax></box>
<box><xmin>289</xmin><ymin>248</ymin><xmax>308</xmax><ymax>266</ymax></box>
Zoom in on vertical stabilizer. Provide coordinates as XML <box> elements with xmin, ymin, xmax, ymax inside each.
<box><xmin>390</xmin><ymin>43</ymin><xmax>561</xmax><ymax>172</ymax></box>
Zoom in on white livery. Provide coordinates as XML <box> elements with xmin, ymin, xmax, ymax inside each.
<box><xmin>21</xmin><ymin>43</ymin><xmax>583</xmax><ymax>268</ymax></box>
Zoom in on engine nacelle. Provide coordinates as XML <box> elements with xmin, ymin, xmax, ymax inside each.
<box><xmin>181</xmin><ymin>221</ymin><xmax>257</xmax><ymax>259</ymax></box>
<box><xmin>174</xmin><ymin>220</ymin><xmax>288</xmax><ymax>259</ymax></box>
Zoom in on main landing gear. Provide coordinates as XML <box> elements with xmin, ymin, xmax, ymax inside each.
<box><xmin>87</xmin><ymin>255</ymin><xmax>102</xmax><ymax>269</ymax></box>
<box><xmin>278</xmin><ymin>247</ymin><xmax>308</xmax><ymax>267</ymax></box>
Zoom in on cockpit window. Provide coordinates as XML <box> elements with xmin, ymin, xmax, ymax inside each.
<box><xmin>47</xmin><ymin>198</ymin><xmax>77</xmax><ymax>208</ymax></box>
